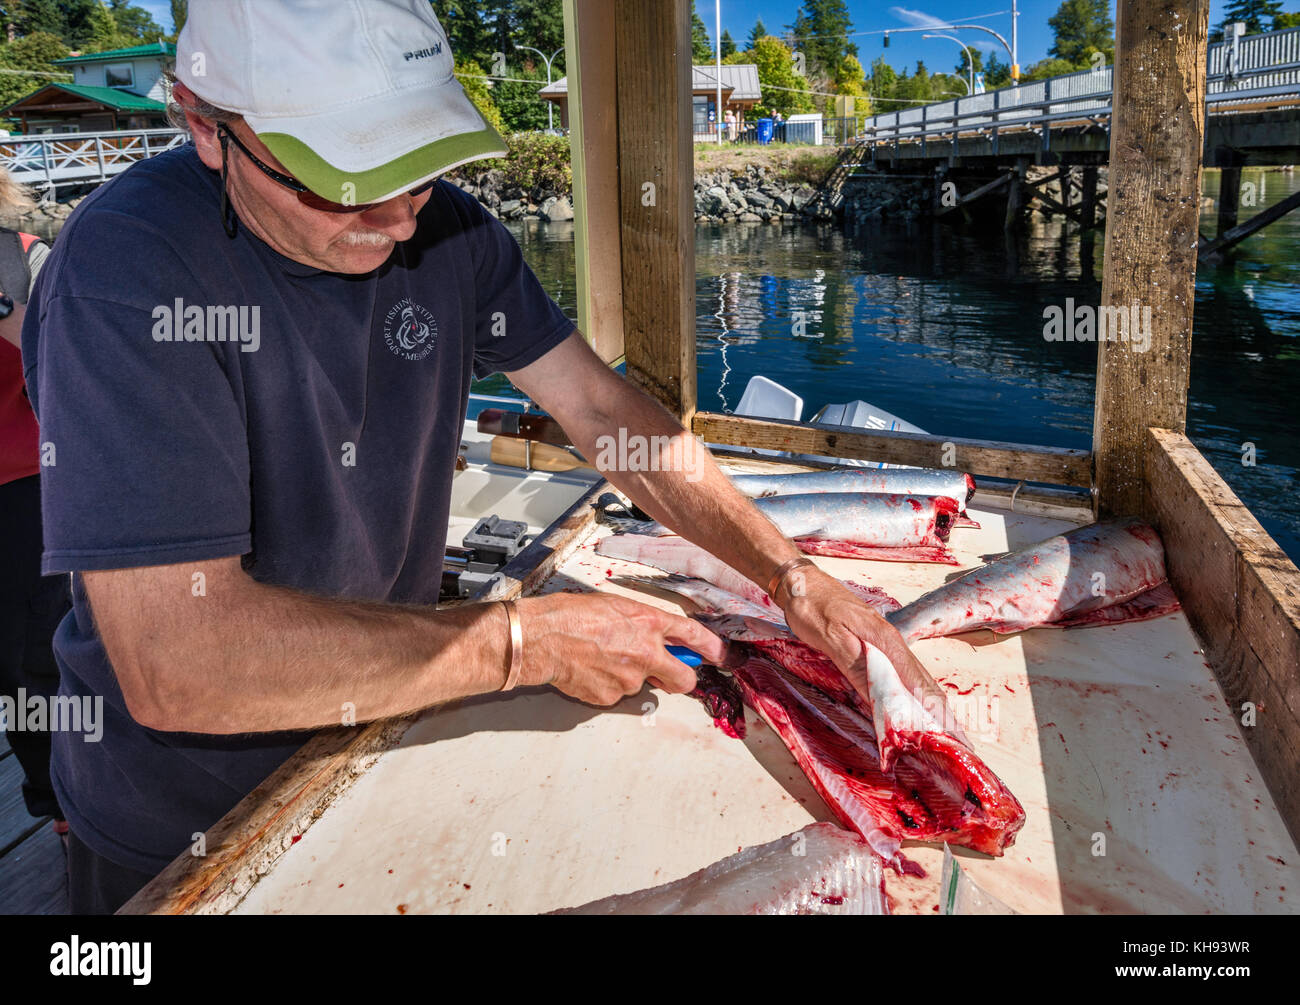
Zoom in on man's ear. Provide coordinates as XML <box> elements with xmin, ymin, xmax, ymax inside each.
<box><xmin>173</xmin><ymin>81</ymin><xmax>222</xmax><ymax>170</ymax></box>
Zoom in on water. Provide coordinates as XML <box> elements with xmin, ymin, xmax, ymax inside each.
<box><xmin>479</xmin><ymin>169</ymin><xmax>1300</xmax><ymax>562</ymax></box>
<box><xmin>18</xmin><ymin>173</ymin><xmax>1297</xmax><ymax>560</ymax></box>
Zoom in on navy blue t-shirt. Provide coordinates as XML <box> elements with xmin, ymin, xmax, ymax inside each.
<box><xmin>22</xmin><ymin>145</ymin><xmax>575</xmax><ymax>874</ymax></box>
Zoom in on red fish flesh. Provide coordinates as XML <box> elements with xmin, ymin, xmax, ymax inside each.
<box><xmin>731</xmin><ymin>651</ymin><xmax>1025</xmax><ymax>863</ymax></box>
<box><xmin>886</xmin><ymin>518</ymin><xmax>1181</xmax><ymax>642</ymax></box>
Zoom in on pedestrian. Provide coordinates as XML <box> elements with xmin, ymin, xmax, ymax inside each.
<box><xmin>0</xmin><ymin>169</ymin><xmax>71</xmax><ymax>858</ymax></box>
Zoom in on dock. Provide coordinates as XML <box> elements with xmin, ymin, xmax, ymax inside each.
<box><xmin>0</xmin><ymin>730</ymin><xmax>67</xmax><ymax>914</ymax></box>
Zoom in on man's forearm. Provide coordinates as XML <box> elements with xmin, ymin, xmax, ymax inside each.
<box><xmin>86</xmin><ymin>562</ymin><xmax>512</xmax><ymax>734</ymax></box>
<box><xmin>568</xmin><ymin>382</ymin><xmax>801</xmax><ymax>593</ymax></box>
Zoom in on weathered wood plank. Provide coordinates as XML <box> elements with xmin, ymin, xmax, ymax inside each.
<box><xmin>0</xmin><ymin>823</ymin><xmax>66</xmax><ymax>915</ymax></box>
<box><xmin>1145</xmin><ymin>427</ymin><xmax>1300</xmax><ymax>846</ymax></box>
<box><xmin>562</xmin><ymin>0</ymin><xmax>625</xmax><ymax>364</ymax></box>
<box><xmin>693</xmin><ymin>412</ymin><xmax>1093</xmax><ymax>487</ymax></box>
<box><xmin>1092</xmin><ymin>0</ymin><xmax>1210</xmax><ymax>516</ymax></box>
<box><xmin>615</xmin><ymin>0</ymin><xmax>696</xmax><ymax>421</ymax></box>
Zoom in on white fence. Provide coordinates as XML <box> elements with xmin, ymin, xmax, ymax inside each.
<box><xmin>0</xmin><ymin>128</ymin><xmax>187</xmax><ymax>196</ymax></box>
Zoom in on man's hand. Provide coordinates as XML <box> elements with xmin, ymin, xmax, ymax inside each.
<box><xmin>517</xmin><ymin>592</ymin><xmax>729</xmax><ymax>706</ymax></box>
<box><xmin>777</xmin><ymin>564</ymin><xmax>962</xmax><ymax>740</ymax></box>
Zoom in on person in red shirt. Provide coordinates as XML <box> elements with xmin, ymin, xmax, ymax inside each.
<box><xmin>0</xmin><ymin>211</ymin><xmax>71</xmax><ymax>847</ymax></box>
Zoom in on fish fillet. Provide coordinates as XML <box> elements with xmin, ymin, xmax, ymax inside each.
<box><xmin>596</xmin><ymin>533</ymin><xmax>900</xmax><ymax>613</ymax></box>
<box><xmin>555</xmin><ymin>822</ymin><xmax>888</xmax><ymax>915</ymax></box>
<box><xmin>887</xmin><ymin>518</ymin><xmax>1180</xmax><ymax>642</ymax></box>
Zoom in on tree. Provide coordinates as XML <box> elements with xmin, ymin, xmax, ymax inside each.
<box><xmin>984</xmin><ymin>52</ymin><xmax>1012</xmax><ymax>88</ymax></box>
<box><xmin>15</xmin><ymin>0</ymin><xmax>65</xmax><ymax>37</ymax></box>
<box><xmin>0</xmin><ymin>29</ymin><xmax>68</xmax><ymax>110</ymax></box>
<box><xmin>431</xmin><ymin>1</ymin><xmax>496</xmax><ymax>66</ymax></box>
<box><xmin>1221</xmin><ymin>0</ymin><xmax>1285</xmax><ymax>34</ymax></box>
<box><xmin>1047</xmin><ymin>0</ymin><xmax>1114</xmax><ymax>66</ymax></box>
<box><xmin>746</xmin><ymin>18</ymin><xmax>766</xmax><ymax>50</ymax></box>
<box><xmin>454</xmin><ymin>55</ymin><xmax>507</xmax><ymax>138</ymax></box>
<box><xmin>107</xmin><ymin>0</ymin><xmax>165</xmax><ymax>42</ymax></box>
<box><xmin>720</xmin><ymin>29</ymin><xmax>736</xmax><ymax>58</ymax></box>
<box><xmin>1275</xmin><ymin>11</ymin><xmax>1300</xmax><ymax>30</ymax></box>
<box><xmin>512</xmin><ymin>0</ymin><xmax>565</xmax><ymax>59</ymax></box>
<box><xmin>169</xmin><ymin>0</ymin><xmax>187</xmax><ymax>37</ymax></box>
<box><xmin>691</xmin><ymin>1</ymin><xmax>712</xmax><ymax>62</ymax></box>
<box><xmin>492</xmin><ymin>61</ymin><xmax>550</xmax><ymax>133</ymax></box>
<box><xmin>788</xmin><ymin>0</ymin><xmax>856</xmax><ymax>80</ymax></box>
<box><xmin>746</xmin><ymin>34</ymin><xmax>814</xmax><ymax>117</ymax></box>
<box><xmin>86</xmin><ymin>1</ymin><xmax>132</xmax><ymax>52</ymax></box>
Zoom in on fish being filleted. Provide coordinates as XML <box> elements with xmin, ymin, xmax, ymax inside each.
<box><xmin>556</xmin><ymin>821</ymin><xmax>888</xmax><ymax>915</ymax></box>
<box><xmin>597</xmin><ymin>493</ymin><xmax>963</xmax><ymax>564</ymax></box>
<box><xmin>609</xmin><ymin>570</ymin><xmax>1024</xmax><ymax>862</ymax></box>
<box><xmin>727</xmin><ymin>650</ymin><xmax>1025</xmax><ymax>865</ymax></box>
<box><xmin>885</xmin><ymin>518</ymin><xmax>1181</xmax><ymax>643</ymax></box>
<box><xmin>728</xmin><ymin>468</ymin><xmax>980</xmax><ymax>527</ymax></box>
<box><xmin>596</xmin><ymin>533</ymin><xmax>900</xmax><ymax>614</ymax></box>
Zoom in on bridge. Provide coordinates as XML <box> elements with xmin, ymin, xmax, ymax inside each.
<box><xmin>0</xmin><ymin>127</ymin><xmax>187</xmax><ymax>197</ymax></box>
<box><xmin>851</xmin><ymin>25</ymin><xmax>1300</xmax><ymax>257</ymax></box>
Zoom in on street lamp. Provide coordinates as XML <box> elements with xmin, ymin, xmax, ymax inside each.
<box><xmin>514</xmin><ymin>43</ymin><xmax>565</xmax><ymax>132</ymax></box>
<box><xmin>923</xmin><ymin>34</ymin><xmax>974</xmax><ymax>95</ymax></box>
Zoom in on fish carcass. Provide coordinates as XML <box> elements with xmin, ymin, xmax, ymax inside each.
<box><xmin>886</xmin><ymin>518</ymin><xmax>1181</xmax><ymax>643</ymax></box>
<box><xmin>728</xmin><ymin>468</ymin><xmax>980</xmax><ymax>527</ymax></box>
<box><xmin>557</xmin><ymin>821</ymin><xmax>888</xmax><ymax>915</ymax></box>
<box><xmin>607</xmin><ymin>572</ymin><xmax>1026</xmax><ymax>863</ymax></box>
<box><xmin>595</xmin><ymin>533</ymin><xmax>900</xmax><ymax>614</ymax></box>
<box><xmin>730</xmin><ymin>650</ymin><xmax>1025</xmax><ymax>863</ymax></box>
<box><xmin>599</xmin><ymin>492</ymin><xmax>962</xmax><ymax>564</ymax></box>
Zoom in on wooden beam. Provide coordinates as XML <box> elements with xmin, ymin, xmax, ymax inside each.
<box><xmin>562</xmin><ymin>0</ymin><xmax>624</xmax><ymax>364</ymax></box>
<box><xmin>1199</xmin><ymin>188</ymin><xmax>1300</xmax><ymax>260</ymax></box>
<box><xmin>1079</xmin><ymin>166</ymin><xmax>1098</xmax><ymax>228</ymax></box>
<box><xmin>692</xmin><ymin>412</ymin><xmax>1092</xmax><ymax>487</ymax></box>
<box><xmin>1145</xmin><ymin>428</ymin><xmax>1300</xmax><ymax>847</ymax></box>
<box><xmin>615</xmin><ymin>0</ymin><xmax>697</xmax><ymax>423</ymax></box>
<box><xmin>934</xmin><ymin>171</ymin><xmax>1010</xmax><ymax>217</ymax></box>
<box><xmin>1092</xmin><ymin>0</ymin><xmax>1210</xmax><ymax>518</ymax></box>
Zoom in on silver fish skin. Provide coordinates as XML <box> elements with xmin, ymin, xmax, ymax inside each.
<box><xmin>730</xmin><ymin>468</ymin><xmax>976</xmax><ymax>512</ymax></box>
<box><xmin>555</xmin><ymin>822</ymin><xmax>887</xmax><ymax>915</ymax></box>
<box><xmin>597</xmin><ymin>493</ymin><xmax>958</xmax><ymax>560</ymax></box>
<box><xmin>886</xmin><ymin>518</ymin><xmax>1172</xmax><ymax>642</ymax></box>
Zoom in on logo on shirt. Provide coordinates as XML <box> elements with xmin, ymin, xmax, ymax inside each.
<box><xmin>383</xmin><ymin>298</ymin><xmax>438</xmax><ymax>360</ymax></box>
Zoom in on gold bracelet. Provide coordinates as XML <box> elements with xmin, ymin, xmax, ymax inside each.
<box><xmin>500</xmin><ymin>600</ymin><xmax>523</xmax><ymax>691</ymax></box>
<box><xmin>767</xmin><ymin>556</ymin><xmax>815</xmax><ymax>602</ymax></box>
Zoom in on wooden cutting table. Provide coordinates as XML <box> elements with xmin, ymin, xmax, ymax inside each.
<box><xmin>121</xmin><ymin>474</ymin><xmax>1300</xmax><ymax>915</ymax></box>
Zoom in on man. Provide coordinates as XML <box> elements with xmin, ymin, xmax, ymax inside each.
<box><xmin>24</xmin><ymin>0</ymin><xmax>937</xmax><ymax>914</ymax></box>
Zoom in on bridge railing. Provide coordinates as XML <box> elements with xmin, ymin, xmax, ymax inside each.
<box><xmin>0</xmin><ymin>128</ymin><xmax>187</xmax><ymax>195</ymax></box>
<box><xmin>862</xmin><ymin>24</ymin><xmax>1300</xmax><ymax>147</ymax></box>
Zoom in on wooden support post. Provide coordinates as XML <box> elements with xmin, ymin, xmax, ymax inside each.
<box><xmin>1080</xmin><ymin>166</ymin><xmax>1098</xmax><ymax>228</ymax></box>
<box><xmin>614</xmin><ymin>0</ymin><xmax>697</xmax><ymax>423</ymax></box>
<box><xmin>1200</xmin><ymin>188</ymin><xmax>1300</xmax><ymax>261</ymax></box>
<box><xmin>1215</xmin><ymin>149</ymin><xmax>1243</xmax><ymax>239</ymax></box>
<box><xmin>562</xmin><ymin>0</ymin><xmax>624</xmax><ymax>364</ymax></box>
<box><xmin>1092</xmin><ymin>0</ymin><xmax>1210</xmax><ymax>518</ymax></box>
<box><xmin>1003</xmin><ymin>161</ymin><xmax>1025</xmax><ymax>232</ymax></box>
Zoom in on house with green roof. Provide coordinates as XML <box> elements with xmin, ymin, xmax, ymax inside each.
<box><xmin>2</xmin><ymin>42</ymin><xmax>174</xmax><ymax>134</ymax></box>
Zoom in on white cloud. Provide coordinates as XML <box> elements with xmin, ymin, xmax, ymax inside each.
<box><xmin>889</xmin><ymin>7</ymin><xmax>951</xmax><ymax>29</ymax></box>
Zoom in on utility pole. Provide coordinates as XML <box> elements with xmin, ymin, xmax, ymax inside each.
<box><xmin>514</xmin><ymin>43</ymin><xmax>565</xmax><ymax>132</ymax></box>
<box><xmin>715</xmin><ymin>0</ymin><xmax>723</xmax><ymax>144</ymax></box>
<box><xmin>1011</xmin><ymin>0</ymin><xmax>1020</xmax><ymax>86</ymax></box>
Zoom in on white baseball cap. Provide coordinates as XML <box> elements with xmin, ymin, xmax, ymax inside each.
<box><xmin>176</xmin><ymin>0</ymin><xmax>508</xmax><ymax>204</ymax></box>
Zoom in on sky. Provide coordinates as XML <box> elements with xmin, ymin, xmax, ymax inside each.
<box><xmin>135</xmin><ymin>1</ymin><xmax>1286</xmax><ymax>76</ymax></box>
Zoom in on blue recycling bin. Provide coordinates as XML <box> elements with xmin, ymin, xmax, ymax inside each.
<box><xmin>756</xmin><ymin>117</ymin><xmax>774</xmax><ymax>144</ymax></box>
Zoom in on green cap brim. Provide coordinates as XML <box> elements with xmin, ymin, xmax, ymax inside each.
<box><xmin>259</xmin><ymin>123</ymin><xmax>509</xmax><ymax>206</ymax></box>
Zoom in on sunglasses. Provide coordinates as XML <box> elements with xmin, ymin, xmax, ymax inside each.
<box><xmin>217</xmin><ymin>124</ymin><xmax>436</xmax><ymax>215</ymax></box>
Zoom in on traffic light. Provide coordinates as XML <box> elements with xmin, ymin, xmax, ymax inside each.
<box><xmin>883</xmin><ymin>32</ymin><xmax>890</xmax><ymax>48</ymax></box>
